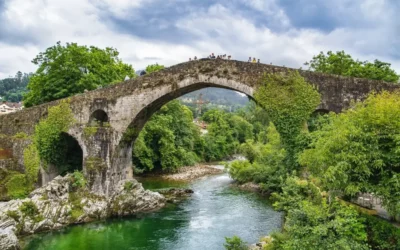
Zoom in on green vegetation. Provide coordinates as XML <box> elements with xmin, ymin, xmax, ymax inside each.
<box><xmin>19</xmin><ymin>201</ymin><xmax>43</xmax><ymax>222</ymax></box>
<box><xmin>0</xmin><ymin>71</ymin><xmax>30</xmax><ymax>102</ymax></box>
<box><xmin>83</xmin><ymin>126</ymin><xmax>98</xmax><ymax>137</ymax></box>
<box><xmin>23</xmin><ymin>42</ymin><xmax>136</xmax><ymax>107</ymax></box>
<box><xmin>145</xmin><ymin>63</ymin><xmax>165</xmax><ymax>73</ymax></box>
<box><xmin>223</xmin><ymin>236</ymin><xmax>248</xmax><ymax>250</ymax></box>
<box><xmin>34</xmin><ymin>100</ymin><xmax>79</xmax><ymax>173</ymax></box>
<box><xmin>69</xmin><ymin>171</ymin><xmax>87</xmax><ymax>189</ymax></box>
<box><xmin>12</xmin><ymin>132</ymin><xmax>29</xmax><ymax>140</ymax></box>
<box><xmin>123</xmin><ymin>181</ymin><xmax>134</xmax><ymax>191</ymax></box>
<box><xmin>305</xmin><ymin>50</ymin><xmax>399</xmax><ymax>82</ymax></box>
<box><xmin>133</xmin><ymin>100</ymin><xmax>202</xmax><ymax>172</ymax></box>
<box><xmin>6</xmin><ymin>174</ymin><xmax>29</xmax><ymax>199</ymax></box>
<box><xmin>254</xmin><ymin>71</ymin><xmax>320</xmax><ymax>168</ymax></box>
<box><xmin>299</xmin><ymin>91</ymin><xmax>400</xmax><ymax>216</ymax></box>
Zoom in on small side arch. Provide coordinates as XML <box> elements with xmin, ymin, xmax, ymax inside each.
<box><xmin>89</xmin><ymin>109</ymin><xmax>109</xmax><ymax>126</ymax></box>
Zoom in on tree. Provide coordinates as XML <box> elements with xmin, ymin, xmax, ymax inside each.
<box><xmin>132</xmin><ymin>100</ymin><xmax>202</xmax><ymax>172</ymax></box>
<box><xmin>145</xmin><ymin>64</ymin><xmax>165</xmax><ymax>74</ymax></box>
<box><xmin>299</xmin><ymin>91</ymin><xmax>400</xmax><ymax>215</ymax></box>
<box><xmin>23</xmin><ymin>42</ymin><xmax>136</xmax><ymax>107</ymax></box>
<box><xmin>305</xmin><ymin>51</ymin><xmax>399</xmax><ymax>82</ymax></box>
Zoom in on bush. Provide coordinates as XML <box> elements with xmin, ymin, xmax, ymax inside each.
<box><xmin>70</xmin><ymin>171</ymin><xmax>86</xmax><ymax>189</ymax></box>
<box><xmin>19</xmin><ymin>201</ymin><xmax>39</xmax><ymax>219</ymax></box>
<box><xmin>223</xmin><ymin>236</ymin><xmax>248</xmax><ymax>250</ymax></box>
<box><xmin>6</xmin><ymin>174</ymin><xmax>29</xmax><ymax>199</ymax></box>
<box><xmin>363</xmin><ymin>214</ymin><xmax>400</xmax><ymax>250</ymax></box>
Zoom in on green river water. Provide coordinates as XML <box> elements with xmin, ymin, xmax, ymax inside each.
<box><xmin>22</xmin><ymin>173</ymin><xmax>282</xmax><ymax>250</ymax></box>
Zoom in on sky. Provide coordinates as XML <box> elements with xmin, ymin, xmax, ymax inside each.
<box><xmin>0</xmin><ymin>0</ymin><xmax>399</xmax><ymax>78</ymax></box>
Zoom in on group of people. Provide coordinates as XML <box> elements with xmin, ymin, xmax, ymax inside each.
<box><xmin>208</xmin><ymin>53</ymin><xmax>231</xmax><ymax>60</ymax></box>
<box><xmin>248</xmin><ymin>57</ymin><xmax>260</xmax><ymax>63</ymax></box>
<box><xmin>188</xmin><ymin>54</ymin><xmax>261</xmax><ymax>63</ymax></box>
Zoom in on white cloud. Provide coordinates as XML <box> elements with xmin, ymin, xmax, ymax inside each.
<box><xmin>0</xmin><ymin>0</ymin><xmax>399</xmax><ymax>78</ymax></box>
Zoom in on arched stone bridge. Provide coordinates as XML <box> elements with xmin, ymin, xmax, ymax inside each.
<box><xmin>0</xmin><ymin>59</ymin><xmax>398</xmax><ymax>196</ymax></box>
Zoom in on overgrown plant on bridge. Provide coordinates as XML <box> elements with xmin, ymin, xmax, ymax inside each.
<box><xmin>254</xmin><ymin>71</ymin><xmax>320</xmax><ymax>169</ymax></box>
<box><xmin>34</xmin><ymin>100</ymin><xmax>76</xmax><ymax>171</ymax></box>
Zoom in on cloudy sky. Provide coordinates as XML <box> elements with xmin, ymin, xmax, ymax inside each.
<box><xmin>0</xmin><ymin>0</ymin><xmax>399</xmax><ymax>78</ymax></box>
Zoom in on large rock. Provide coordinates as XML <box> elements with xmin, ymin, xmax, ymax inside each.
<box><xmin>109</xmin><ymin>179</ymin><xmax>165</xmax><ymax>216</ymax></box>
<box><xmin>0</xmin><ymin>228</ymin><xmax>19</xmax><ymax>250</ymax></box>
<box><xmin>0</xmin><ymin>175</ymin><xmax>168</xmax><ymax>247</ymax></box>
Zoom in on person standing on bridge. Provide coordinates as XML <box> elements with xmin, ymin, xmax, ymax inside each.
<box><xmin>252</xmin><ymin>58</ymin><xmax>256</xmax><ymax>63</ymax></box>
<box><xmin>248</xmin><ymin>57</ymin><xmax>252</xmax><ymax>62</ymax></box>
<box><xmin>257</xmin><ymin>59</ymin><xmax>260</xmax><ymax>63</ymax></box>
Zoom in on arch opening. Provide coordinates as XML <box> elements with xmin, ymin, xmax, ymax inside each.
<box><xmin>89</xmin><ymin>109</ymin><xmax>109</xmax><ymax>126</ymax></box>
<box><xmin>120</xmin><ymin>83</ymin><xmax>253</xmax><ymax>148</ymax></box>
<box><xmin>119</xmin><ymin>85</ymin><xmax>253</xmax><ymax>174</ymax></box>
<box><xmin>57</xmin><ymin>132</ymin><xmax>83</xmax><ymax>175</ymax></box>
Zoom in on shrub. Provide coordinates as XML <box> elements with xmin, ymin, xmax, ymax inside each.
<box><xmin>362</xmin><ymin>214</ymin><xmax>400</xmax><ymax>250</ymax></box>
<box><xmin>70</xmin><ymin>171</ymin><xmax>86</xmax><ymax>189</ymax></box>
<box><xmin>19</xmin><ymin>201</ymin><xmax>39</xmax><ymax>219</ymax></box>
<box><xmin>223</xmin><ymin>236</ymin><xmax>248</xmax><ymax>250</ymax></box>
<box><xmin>6</xmin><ymin>174</ymin><xmax>29</xmax><ymax>199</ymax></box>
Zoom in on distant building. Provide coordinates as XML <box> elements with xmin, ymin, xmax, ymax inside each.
<box><xmin>0</xmin><ymin>101</ymin><xmax>23</xmax><ymax>115</ymax></box>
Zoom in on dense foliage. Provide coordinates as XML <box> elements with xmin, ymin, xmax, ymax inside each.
<box><xmin>133</xmin><ymin>100</ymin><xmax>202</xmax><ymax>172</ymax></box>
<box><xmin>201</xmin><ymin>109</ymin><xmax>253</xmax><ymax>161</ymax></box>
<box><xmin>228</xmin><ymin>123</ymin><xmax>286</xmax><ymax>192</ymax></box>
<box><xmin>268</xmin><ymin>177</ymin><xmax>370</xmax><ymax>250</ymax></box>
<box><xmin>299</xmin><ymin>91</ymin><xmax>400</xmax><ymax>215</ymax></box>
<box><xmin>305</xmin><ymin>51</ymin><xmax>399</xmax><ymax>82</ymax></box>
<box><xmin>24</xmin><ymin>42</ymin><xmax>136</xmax><ymax>107</ymax></box>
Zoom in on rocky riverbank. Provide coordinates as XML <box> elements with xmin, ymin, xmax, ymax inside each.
<box><xmin>154</xmin><ymin>164</ymin><xmax>224</xmax><ymax>181</ymax></box>
<box><xmin>0</xmin><ymin>175</ymin><xmax>193</xmax><ymax>250</ymax></box>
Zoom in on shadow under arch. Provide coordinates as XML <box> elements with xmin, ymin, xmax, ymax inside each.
<box><xmin>54</xmin><ymin>132</ymin><xmax>83</xmax><ymax>175</ymax></box>
<box><xmin>89</xmin><ymin>109</ymin><xmax>109</xmax><ymax>126</ymax></box>
<box><xmin>119</xmin><ymin>82</ymin><xmax>254</xmax><ymax>148</ymax></box>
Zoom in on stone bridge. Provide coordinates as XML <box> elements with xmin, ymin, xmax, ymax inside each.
<box><xmin>0</xmin><ymin>59</ymin><xmax>398</xmax><ymax>197</ymax></box>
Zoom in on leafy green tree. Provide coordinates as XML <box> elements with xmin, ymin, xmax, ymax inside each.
<box><xmin>228</xmin><ymin>115</ymin><xmax>253</xmax><ymax>143</ymax></box>
<box><xmin>24</xmin><ymin>42</ymin><xmax>136</xmax><ymax>107</ymax></box>
<box><xmin>145</xmin><ymin>64</ymin><xmax>165</xmax><ymax>74</ymax></box>
<box><xmin>202</xmin><ymin>109</ymin><xmax>237</xmax><ymax>161</ymax></box>
<box><xmin>305</xmin><ymin>51</ymin><xmax>399</xmax><ymax>82</ymax></box>
<box><xmin>133</xmin><ymin>100</ymin><xmax>202</xmax><ymax>172</ymax></box>
<box><xmin>299</xmin><ymin>91</ymin><xmax>400</xmax><ymax>215</ymax></box>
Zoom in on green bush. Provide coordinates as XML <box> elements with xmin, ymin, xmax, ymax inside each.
<box><xmin>363</xmin><ymin>214</ymin><xmax>400</xmax><ymax>250</ymax></box>
<box><xmin>6</xmin><ymin>174</ymin><xmax>29</xmax><ymax>199</ymax></box>
<box><xmin>223</xmin><ymin>236</ymin><xmax>247</xmax><ymax>250</ymax></box>
<box><xmin>19</xmin><ymin>201</ymin><xmax>40</xmax><ymax>222</ymax></box>
<box><xmin>70</xmin><ymin>171</ymin><xmax>86</xmax><ymax>189</ymax></box>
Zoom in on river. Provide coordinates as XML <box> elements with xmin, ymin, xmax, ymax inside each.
<box><xmin>22</xmin><ymin>173</ymin><xmax>282</xmax><ymax>250</ymax></box>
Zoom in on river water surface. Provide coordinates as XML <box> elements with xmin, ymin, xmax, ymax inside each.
<box><xmin>22</xmin><ymin>173</ymin><xmax>282</xmax><ymax>250</ymax></box>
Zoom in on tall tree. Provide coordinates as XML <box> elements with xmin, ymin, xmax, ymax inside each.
<box><xmin>305</xmin><ymin>51</ymin><xmax>399</xmax><ymax>82</ymax></box>
<box><xmin>23</xmin><ymin>42</ymin><xmax>136</xmax><ymax>107</ymax></box>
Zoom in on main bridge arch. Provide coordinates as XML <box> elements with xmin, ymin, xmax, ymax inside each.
<box><xmin>0</xmin><ymin>59</ymin><xmax>398</xmax><ymax>196</ymax></box>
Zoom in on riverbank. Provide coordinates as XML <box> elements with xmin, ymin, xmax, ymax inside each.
<box><xmin>0</xmin><ymin>175</ymin><xmax>194</xmax><ymax>250</ymax></box>
<box><xmin>138</xmin><ymin>164</ymin><xmax>224</xmax><ymax>182</ymax></box>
